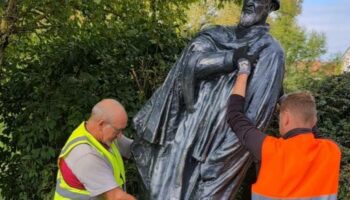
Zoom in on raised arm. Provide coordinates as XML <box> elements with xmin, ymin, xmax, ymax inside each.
<box><xmin>227</xmin><ymin>45</ymin><xmax>284</xmax><ymax>161</ymax></box>
<box><xmin>226</xmin><ymin>58</ymin><xmax>266</xmax><ymax>161</ymax></box>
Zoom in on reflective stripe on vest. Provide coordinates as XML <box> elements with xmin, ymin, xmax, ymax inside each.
<box><xmin>55</xmin><ymin>178</ymin><xmax>90</xmax><ymax>200</ymax></box>
<box><xmin>252</xmin><ymin>192</ymin><xmax>337</xmax><ymax>200</ymax></box>
<box><xmin>60</xmin><ymin>136</ymin><xmax>87</xmax><ymax>156</ymax></box>
<box><xmin>252</xmin><ymin>134</ymin><xmax>341</xmax><ymax>199</ymax></box>
<box><xmin>54</xmin><ymin>122</ymin><xmax>126</xmax><ymax>199</ymax></box>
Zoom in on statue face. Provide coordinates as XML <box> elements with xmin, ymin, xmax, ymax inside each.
<box><xmin>239</xmin><ymin>0</ymin><xmax>271</xmax><ymax>27</ymax></box>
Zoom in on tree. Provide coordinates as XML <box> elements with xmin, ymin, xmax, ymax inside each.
<box><xmin>268</xmin><ymin>0</ymin><xmax>327</xmax><ymax>93</ymax></box>
<box><xmin>269</xmin><ymin>0</ymin><xmax>326</xmax><ymax>66</ymax></box>
<box><xmin>0</xmin><ymin>0</ymin><xmax>194</xmax><ymax>198</ymax></box>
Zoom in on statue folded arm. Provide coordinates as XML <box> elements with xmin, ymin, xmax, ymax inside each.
<box><xmin>181</xmin><ymin>33</ymin><xmax>240</xmax><ymax>111</ymax></box>
<box><xmin>193</xmin><ymin>51</ymin><xmax>235</xmax><ymax>79</ymax></box>
<box><xmin>183</xmin><ymin>32</ymin><xmax>239</xmax><ymax>80</ymax></box>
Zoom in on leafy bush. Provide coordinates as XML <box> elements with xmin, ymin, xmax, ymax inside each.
<box><xmin>308</xmin><ymin>73</ymin><xmax>350</xmax><ymax>200</ymax></box>
<box><xmin>0</xmin><ymin>0</ymin><xmax>191</xmax><ymax>198</ymax></box>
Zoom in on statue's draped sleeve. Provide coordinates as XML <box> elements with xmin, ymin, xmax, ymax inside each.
<box><xmin>245</xmin><ymin>43</ymin><xmax>285</xmax><ymax>130</ymax></box>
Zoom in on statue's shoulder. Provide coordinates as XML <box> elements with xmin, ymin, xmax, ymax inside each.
<box><xmin>200</xmin><ymin>25</ymin><xmax>235</xmax><ymax>33</ymax></box>
<box><xmin>196</xmin><ymin>25</ymin><xmax>236</xmax><ymax>42</ymax></box>
<box><xmin>260</xmin><ymin>32</ymin><xmax>284</xmax><ymax>55</ymax></box>
<box><xmin>268</xmin><ymin>36</ymin><xmax>284</xmax><ymax>55</ymax></box>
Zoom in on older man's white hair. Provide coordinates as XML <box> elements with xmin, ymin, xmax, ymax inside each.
<box><xmin>90</xmin><ymin>99</ymin><xmax>124</xmax><ymax>124</ymax></box>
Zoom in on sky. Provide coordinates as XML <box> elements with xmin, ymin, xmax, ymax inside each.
<box><xmin>297</xmin><ymin>0</ymin><xmax>350</xmax><ymax>60</ymax></box>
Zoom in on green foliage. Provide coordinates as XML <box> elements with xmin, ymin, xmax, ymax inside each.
<box><xmin>0</xmin><ymin>0</ymin><xmax>193</xmax><ymax>199</ymax></box>
<box><xmin>270</xmin><ymin>0</ymin><xmax>326</xmax><ymax>66</ymax></box>
<box><xmin>307</xmin><ymin>73</ymin><xmax>350</xmax><ymax>200</ymax></box>
<box><xmin>270</xmin><ymin>0</ymin><xmax>327</xmax><ymax>94</ymax></box>
<box><xmin>269</xmin><ymin>0</ymin><xmax>327</xmax><ymax>99</ymax></box>
<box><xmin>0</xmin><ymin>122</ymin><xmax>4</xmax><ymax>148</ymax></box>
<box><xmin>309</xmin><ymin>74</ymin><xmax>350</xmax><ymax>147</ymax></box>
<box><xmin>338</xmin><ymin>147</ymin><xmax>350</xmax><ymax>200</ymax></box>
<box><xmin>283</xmin><ymin>67</ymin><xmax>315</xmax><ymax>92</ymax></box>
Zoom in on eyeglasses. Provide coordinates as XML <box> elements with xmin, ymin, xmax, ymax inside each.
<box><xmin>108</xmin><ymin>123</ymin><xmax>124</xmax><ymax>136</ymax></box>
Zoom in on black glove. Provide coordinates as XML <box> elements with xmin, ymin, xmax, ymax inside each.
<box><xmin>233</xmin><ymin>45</ymin><xmax>259</xmax><ymax>68</ymax></box>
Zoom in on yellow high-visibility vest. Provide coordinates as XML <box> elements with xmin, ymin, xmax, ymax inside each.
<box><xmin>54</xmin><ymin>122</ymin><xmax>125</xmax><ymax>199</ymax></box>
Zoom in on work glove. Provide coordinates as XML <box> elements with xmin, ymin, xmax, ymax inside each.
<box><xmin>237</xmin><ymin>58</ymin><xmax>252</xmax><ymax>75</ymax></box>
<box><xmin>233</xmin><ymin>45</ymin><xmax>259</xmax><ymax>69</ymax></box>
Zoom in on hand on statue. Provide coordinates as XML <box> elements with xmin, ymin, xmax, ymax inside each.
<box><xmin>233</xmin><ymin>46</ymin><xmax>259</xmax><ymax>68</ymax></box>
<box><xmin>233</xmin><ymin>46</ymin><xmax>257</xmax><ymax>75</ymax></box>
<box><xmin>237</xmin><ymin>58</ymin><xmax>252</xmax><ymax>76</ymax></box>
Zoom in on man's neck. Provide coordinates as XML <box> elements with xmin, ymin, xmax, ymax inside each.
<box><xmin>85</xmin><ymin>121</ymin><xmax>111</xmax><ymax>149</ymax></box>
<box><xmin>281</xmin><ymin>127</ymin><xmax>314</xmax><ymax>139</ymax></box>
<box><xmin>85</xmin><ymin>121</ymin><xmax>100</xmax><ymax>141</ymax></box>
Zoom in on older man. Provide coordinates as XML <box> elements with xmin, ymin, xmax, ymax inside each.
<box><xmin>132</xmin><ymin>0</ymin><xmax>284</xmax><ymax>199</ymax></box>
<box><xmin>54</xmin><ymin>99</ymin><xmax>135</xmax><ymax>200</ymax></box>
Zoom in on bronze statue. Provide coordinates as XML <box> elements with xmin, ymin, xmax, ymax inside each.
<box><xmin>132</xmin><ymin>0</ymin><xmax>284</xmax><ymax>199</ymax></box>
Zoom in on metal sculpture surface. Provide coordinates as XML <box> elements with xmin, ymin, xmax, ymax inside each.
<box><xmin>132</xmin><ymin>0</ymin><xmax>284</xmax><ymax>199</ymax></box>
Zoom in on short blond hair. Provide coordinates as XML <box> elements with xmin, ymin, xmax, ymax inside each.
<box><xmin>280</xmin><ymin>91</ymin><xmax>317</xmax><ymax>124</ymax></box>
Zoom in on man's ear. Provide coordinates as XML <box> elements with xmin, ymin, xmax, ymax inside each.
<box><xmin>97</xmin><ymin>119</ymin><xmax>105</xmax><ymax>129</ymax></box>
<box><xmin>311</xmin><ymin>116</ymin><xmax>318</xmax><ymax>127</ymax></box>
<box><xmin>283</xmin><ymin>111</ymin><xmax>290</xmax><ymax>127</ymax></box>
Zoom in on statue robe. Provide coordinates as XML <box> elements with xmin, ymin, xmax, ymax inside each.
<box><xmin>132</xmin><ymin>24</ymin><xmax>285</xmax><ymax>200</ymax></box>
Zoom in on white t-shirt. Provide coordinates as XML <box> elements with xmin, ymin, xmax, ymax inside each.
<box><xmin>65</xmin><ymin>135</ymin><xmax>133</xmax><ymax>197</ymax></box>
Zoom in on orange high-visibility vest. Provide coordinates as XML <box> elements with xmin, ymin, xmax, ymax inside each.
<box><xmin>252</xmin><ymin>133</ymin><xmax>341</xmax><ymax>200</ymax></box>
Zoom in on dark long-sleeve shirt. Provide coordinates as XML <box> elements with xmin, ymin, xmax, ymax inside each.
<box><xmin>226</xmin><ymin>94</ymin><xmax>266</xmax><ymax>161</ymax></box>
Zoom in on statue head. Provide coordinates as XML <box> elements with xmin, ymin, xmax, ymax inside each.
<box><xmin>239</xmin><ymin>0</ymin><xmax>280</xmax><ymax>28</ymax></box>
